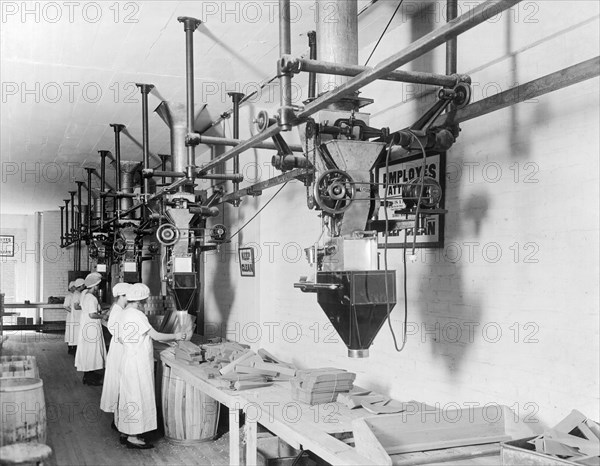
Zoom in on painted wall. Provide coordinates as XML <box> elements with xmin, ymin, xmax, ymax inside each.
<box><xmin>202</xmin><ymin>0</ymin><xmax>599</xmax><ymax>428</ymax></box>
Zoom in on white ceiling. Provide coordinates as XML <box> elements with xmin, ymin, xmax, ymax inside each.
<box><xmin>0</xmin><ymin>0</ymin><xmax>401</xmax><ymax>214</ymax></box>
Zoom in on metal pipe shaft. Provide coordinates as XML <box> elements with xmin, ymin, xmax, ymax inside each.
<box><xmin>446</xmin><ymin>0</ymin><xmax>458</xmax><ymax>75</ymax></box>
<box><xmin>136</xmin><ymin>83</ymin><xmax>154</xmax><ymax>198</ymax></box>
<box><xmin>298</xmin><ymin>0</ymin><xmax>522</xmax><ymax>118</ymax></box>
<box><xmin>85</xmin><ymin>168</ymin><xmax>94</xmax><ymax>236</ymax></box>
<box><xmin>189</xmin><ymin>134</ymin><xmax>303</xmax><ymax>152</ymax></box>
<box><xmin>178</xmin><ymin>16</ymin><xmax>202</xmax><ymax>177</ymax></box>
<box><xmin>110</xmin><ymin>124</ymin><xmax>125</xmax><ymax>218</ymax></box>
<box><xmin>307</xmin><ymin>31</ymin><xmax>317</xmax><ymax>99</ymax></box>
<box><xmin>99</xmin><ymin>150</ymin><xmax>108</xmax><ymax>227</ymax></box>
<box><xmin>76</xmin><ymin>181</ymin><xmax>83</xmax><ymax>270</ymax></box>
<box><xmin>228</xmin><ymin>92</ymin><xmax>244</xmax><ymax>199</ymax></box>
<box><xmin>64</xmin><ymin>199</ymin><xmax>70</xmax><ymax>242</ymax></box>
<box><xmin>59</xmin><ymin>206</ymin><xmax>65</xmax><ymax>245</ymax></box>
<box><xmin>278</xmin><ymin>0</ymin><xmax>293</xmax><ymax>129</ymax></box>
<box><xmin>289</xmin><ymin>57</ymin><xmax>459</xmax><ymax>87</ymax></box>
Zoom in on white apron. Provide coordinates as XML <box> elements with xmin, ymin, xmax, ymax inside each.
<box><xmin>115</xmin><ymin>307</ymin><xmax>156</xmax><ymax>435</ymax></box>
<box><xmin>74</xmin><ymin>291</ymin><xmax>106</xmax><ymax>372</ymax></box>
<box><xmin>100</xmin><ymin>303</ymin><xmax>124</xmax><ymax>413</ymax></box>
<box><xmin>64</xmin><ymin>291</ymin><xmax>82</xmax><ymax>345</ymax></box>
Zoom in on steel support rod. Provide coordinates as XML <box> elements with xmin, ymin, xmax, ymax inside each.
<box><xmin>284</xmin><ymin>57</ymin><xmax>460</xmax><ymax>87</ymax></box>
<box><xmin>136</xmin><ymin>83</ymin><xmax>155</xmax><ymax>200</ymax></box>
<box><xmin>446</xmin><ymin>0</ymin><xmax>458</xmax><ymax>75</ymax></box>
<box><xmin>158</xmin><ymin>154</ymin><xmax>170</xmax><ymax>185</ymax></box>
<box><xmin>146</xmin><ymin>170</ymin><xmax>243</xmax><ymax>182</ymax></box>
<box><xmin>298</xmin><ymin>0</ymin><xmax>522</xmax><ymax>119</ymax></box>
<box><xmin>278</xmin><ymin>0</ymin><xmax>293</xmax><ymax>130</ymax></box>
<box><xmin>221</xmin><ymin>168</ymin><xmax>313</xmax><ymax>204</ymax></box>
<box><xmin>228</xmin><ymin>91</ymin><xmax>245</xmax><ymax>202</ymax></box>
<box><xmin>69</xmin><ymin>191</ymin><xmax>76</xmax><ymax>269</ymax></box>
<box><xmin>99</xmin><ymin>150</ymin><xmax>109</xmax><ymax>227</ymax></box>
<box><xmin>178</xmin><ymin>16</ymin><xmax>202</xmax><ymax>178</ymax></box>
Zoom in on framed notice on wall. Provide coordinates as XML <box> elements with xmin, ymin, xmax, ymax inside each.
<box><xmin>375</xmin><ymin>152</ymin><xmax>446</xmax><ymax>249</ymax></box>
<box><xmin>0</xmin><ymin>235</ymin><xmax>15</xmax><ymax>257</ymax></box>
<box><xmin>238</xmin><ymin>247</ymin><xmax>255</xmax><ymax>277</ymax></box>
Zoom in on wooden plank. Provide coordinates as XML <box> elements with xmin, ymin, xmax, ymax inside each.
<box><xmin>185</xmin><ymin>382</ymin><xmax>194</xmax><ymax>439</ymax></box>
<box><xmin>229</xmin><ymin>407</ymin><xmax>241</xmax><ymax>466</ymax></box>
<box><xmin>219</xmin><ymin>350</ymin><xmax>255</xmax><ymax>375</ymax></box>
<box><xmin>245</xmin><ymin>418</ymin><xmax>258</xmax><ymax>466</ymax></box>
<box><xmin>353</xmin><ymin>417</ymin><xmax>393</xmax><ymax>466</ymax></box>
<box><xmin>174</xmin><ymin>377</ymin><xmax>185</xmax><ymax>440</ymax></box>
<box><xmin>353</xmin><ymin>407</ymin><xmax>510</xmax><ymax>456</ymax></box>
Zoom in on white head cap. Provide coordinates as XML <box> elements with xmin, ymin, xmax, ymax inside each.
<box><xmin>112</xmin><ymin>282</ymin><xmax>132</xmax><ymax>298</ymax></box>
<box><xmin>73</xmin><ymin>278</ymin><xmax>85</xmax><ymax>288</ymax></box>
<box><xmin>84</xmin><ymin>272</ymin><xmax>102</xmax><ymax>288</ymax></box>
<box><xmin>126</xmin><ymin>283</ymin><xmax>150</xmax><ymax>302</ymax></box>
<box><xmin>68</xmin><ymin>281</ymin><xmax>75</xmax><ymax>289</ymax></box>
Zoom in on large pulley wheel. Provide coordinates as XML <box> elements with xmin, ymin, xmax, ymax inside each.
<box><xmin>402</xmin><ymin>176</ymin><xmax>443</xmax><ymax>209</ymax></box>
<box><xmin>314</xmin><ymin>169</ymin><xmax>355</xmax><ymax>215</ymax></box>
<box><xmin>113</xmin><ymin>238</ymin><xmax>127</xmax><ymax>255</ymax></box>
<box><xmin>156</xmin><ymin>223</ymin><xmax>180</xmax><ymax>246</ymax></box>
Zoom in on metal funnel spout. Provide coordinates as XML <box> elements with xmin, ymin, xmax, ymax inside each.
<box><xmin>155</xmin><ymin>101</ymin><xmax>188</xmax><ymax>174</ymax></box>
<box><xmin>316</xmin><ymin>270</ymin><xmax>396</xmax><ymax>358</ymax></box>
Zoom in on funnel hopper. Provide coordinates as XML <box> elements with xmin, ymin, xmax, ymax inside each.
<box><xmin>316</xmin><ymin>270</ymin><xmax>396</xmax><ymax>358</ymax></box>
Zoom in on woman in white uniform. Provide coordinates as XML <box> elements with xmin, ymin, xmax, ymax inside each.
<box><xmin>116</xmin><ymin>283</ymin><xmax>184</xmax><ymax>449</ymax></box>
<box><xmin>65</xmin><ymin>278</ymin><xmax>85</xmax><ymax>354</ymax></box>
<box><xmin>100</xmin><ymin>282</ymin><xmax>130</xmax><ymax>424</ymax></box>
<box><xmin>75</xmin><ymin>272</ymin><xmax>107</xmax><ymax>386</ymax></box>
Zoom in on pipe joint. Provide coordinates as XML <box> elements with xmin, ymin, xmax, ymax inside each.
<box><xmin>135</xmin><ymin>83</ymin><xmax>155</xmax><ymax>94</ymax></box>
<box><xmin>177</xmin><ymin>16</ymin><xmax>202</xmax><ymax>32</ymax></box>
<box><xmin>280</xmin><ymin>55</ymin><xmax>300</xmax><ymax>74</ymax></box>
<box><xmin>186</xmin><ymin>132</ymin><xmax>202</xmax><ymax>147</ymax></box>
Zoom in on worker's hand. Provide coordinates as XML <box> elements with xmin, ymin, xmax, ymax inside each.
<box><xmin>174</xmin><ymin>332</ymin><xmax>185</xmax><ymax>341</ymax></box>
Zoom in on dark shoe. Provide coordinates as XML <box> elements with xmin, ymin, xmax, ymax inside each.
<box><xmin>124</xmin><ymin>439</ymin><xmax>154</xmax><ymax>449</ymax></box>
<box><xmin>111</xmin><ymin>421</ymin><xmax>118</xmax><ymax>432</ymax></box>
<box><xmin>120</xmin><ymin>436</ymin><xmax>127</xmax><ymax>445</ymax></box>
<box><xmin>83</xmin><ymin>377</ymin><xmax>102</xmax><ymax>386</ymax></box>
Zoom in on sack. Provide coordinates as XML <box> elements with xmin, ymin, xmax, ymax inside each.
<box><xmin>173</xmin><ymin>311</ymin><xmax>196</xmax><ymax>340</ymax></box>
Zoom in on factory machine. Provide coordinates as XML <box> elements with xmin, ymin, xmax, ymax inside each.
<box><xmin>57</xmin><ymin>0</ymin><xmax>515</xmax><ymax>351</ymax></box>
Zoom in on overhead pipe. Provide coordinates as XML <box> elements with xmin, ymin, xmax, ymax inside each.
<box><xmin>228</xmin><ymin>91</ymin><xmax>244</xmax><ymax>205</ymax></box>
<box><xmin>184</xmin><ymin>134</ymin><xmax>303</xmax><ymax>153</ymax></box>
<box><xmin>155</xmin><ymin>101</ymin><xmax>189</xmax><ymax>191</ymax></box>
<box><xmin>298</xmin><ymin>0</ymin><xmax>522</xmax><ymax>118</ymax></box>
<box><xmin>143</xmin><ymin>169</ymin><xmax>243</xmax><ymax>182</ymax></box>
<box><xmin>99</xmin><ymin>150</ymin><xmax>109</xmax><ymax>226</ymax></box>
<box><xmin>69</xmin><ymin>191</ymin><xmax>76</xmax><ymax>269</ymax></box>
<box><xmin>281</xmin><ymin>57</ymin><xmax>461</xmax><ymax>87</ymax></box>
<box><xmin>136</xmin><ymin>83</ymin><xmax>154</xmax><ymax>202</ymax></box>
<box><xmin>119</xmin><ymin>161</ymin><xmax>141</xmax><ymax>218</ymax></box>
<box><xmin>278</xmin><ymin>0</ymin><xmax>293</xmax><ymax>130</ymax></box>
<box><xmin>178</xmin><ymin>16</ymin><xmax>202</xmax><ymax>180</ymax></box>
<box><xmin>307</xmin><ymin>31</ymin><xmax>317</xmax><ymax>99</ymax></box>
<box><xmin>199</xmin><ymin>0</ymin><xmax>521</xmax><ymax>175</ymax></box>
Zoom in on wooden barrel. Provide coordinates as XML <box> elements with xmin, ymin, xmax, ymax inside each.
<box><xmin>0</xmin><ymin>356</ymin><xmax>39</xmax><ymax>379</ymax></box>
<box><xmin>161</xmin><ymin>363</ymin><xmax>219</xmax><ymax>444</ymax></box>
<box><xmin>0</xmin><ymin>378</ymin><xmax>46</xmax><ymax>447</ymax></box>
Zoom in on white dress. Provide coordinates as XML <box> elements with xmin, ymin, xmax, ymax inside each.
<box><xmin>100</xmin><ymin>303</ymin><xmax>124</xmax><ymax>413</ymax></box>
<box><xmin>64</xmin><ymin>291</ymin><xmax>81</xmax><ymax>345</ymax></box>
<box><xmin>115</xmin><ymin>306</ymin><xmax>156</xmax><ymax>435</ymax></box>
<box><xmin>74</xmin><ymin>291</ymin><xmax>106</xmax><ymax>372</ymax></box>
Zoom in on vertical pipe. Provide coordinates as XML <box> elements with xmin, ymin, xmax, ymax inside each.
<box><xmin>85</xmin><ymin>168</ymin><xmax>94</xmax><ymax>237</ymax></box>
<box><xmin>159</xmin><ymin>154</ymin><xmax>170</xmax><ymax>185</ymax></box>
<box><xmin>307</xmin><ymin>31</ymin><xmax>317</xmax><ymax>99</ymax></box>
<box><xmin>446</xmin><ymin>0</ymin><xmax>458</xmax><ymax>75</ymax></box>
<box><xmin>110</xmin><ymin>124</ymin><xmax>125</xmax><ymax>219</ymax></box>
<box><xmin>69</xmin><ymin>191</ymin><xmax>76</xmax><ymax>269</ymax></box>
<box><xmin>177</xmin><ymin>16</ymin><xmax>202</xmax><ymax>178</ymax></box>
<box><xmin>59</xmin><ymin>206</ymin><xmax>65</xmax><ymax>246</ymax></box>
<box><xmin>136</xmin><ymin>83</ymin><xmax>154</xmax><ymax>200</ymax></box>
<box><xmin>99</xmin><ymin>150</ymin><xmax>108</xmax><ymax>227</ymax></box>
<box><xmin>76</xmin><ymin>181</ymin><xmax>84</xmax><ymax>270</ymax></box>
<box><xmin>228</xmin><ymin>92</ymin><xmax>244</xmax><ymax>203</ymax></box>
<box><xmin>278</xmin><ymin>0</ymin><xmax>293</xmax><ymax>130</ymax></box>
<box><xmin>64</xmin><ymin>199</ymin><xmax>70</xmax><ymax>243</ymax></box>
<box><xmin>315</xmin><ymin>0</ymin><xmax>358</xmax><ymax>94</ymax></box>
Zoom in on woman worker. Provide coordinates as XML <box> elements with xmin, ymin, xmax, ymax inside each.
<box><xmin>65</xmin><ymin>278</ymin><xmax>85</xmax><ymax>355</ymax></box>
<box><xmin>75</xmin><ymin>272</ymin><xmax>106</xmax><ymax>386</ymax></box>
<box><xmin>100</xmin><ymin>282</ymin><xmax>131</xmax><ymax>430</ymax></box>
<box><xmin>116</xmin><ymin>283</ymin><xmax>184</xmax><ymax>449</ymax></box>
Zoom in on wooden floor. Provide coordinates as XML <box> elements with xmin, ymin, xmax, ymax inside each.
<box><xmin>1</xmin><ymin>332</ymin><xmax>231</xmax><ymax>466</ymax></box>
